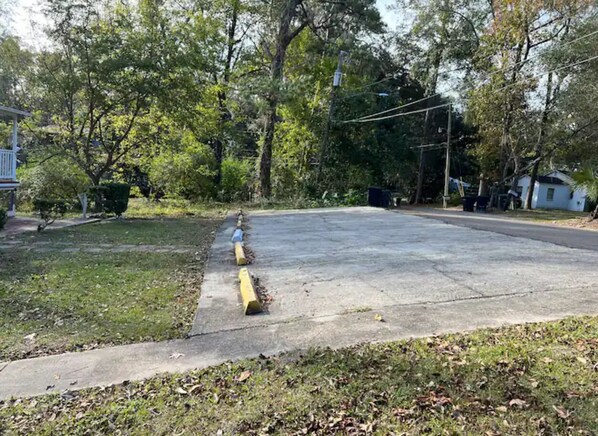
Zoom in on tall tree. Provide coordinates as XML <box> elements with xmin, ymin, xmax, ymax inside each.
<box><xmin>255</xmin><ymin>0</ymin><xmax>382</xmax><ymax>198</ymax></box>
<box><xmin>469</xmin><ymin>0</ymin><xmax>590</xmax><ymax>206</ymax></box>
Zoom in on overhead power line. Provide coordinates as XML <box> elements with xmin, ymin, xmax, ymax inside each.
<box><xmin>342</xmin><ymin>93</ymin><xmax>442</xmax><ymax>123</ymax></box>
<box><xmin>341</xmin><ymin>53</ymin><xmax>598</xmax><ymax>124</ymax></box>
<box><xmin>487</xmin><ymin>53</ymin><xmax>598</xmax><ymax>95</ymax></box>
<box><xmin>342</xmin><ymin>103</ymin><xmax>451</xmax><ymax>124</ymax></box>
<box><xmin>436</xmin><ymin>29</ymin><xmax>598</xmax><ymax>78</ymax></box>
<box><xmin>344</xmin><ymin>69</ymin><xmax>403</xmax><ymax>92</ymax></box>
<box><xmin>498</xmin><ymin>28</ymin><xmax>598</xmax><ymax>76</ymax></box>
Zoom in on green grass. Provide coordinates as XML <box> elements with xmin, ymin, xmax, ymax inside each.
<box><xmin>126</xmin><ymin>198</ymin><xmax>229</xmax><ymax>219</ymax></box>
<box><xmin>0</xmin><ymin>216</ymin><xmax>222</xmax><ymax>361</ymax></box>
<box><xmin>496</xmin><ymin>208</ymin><xmax>588</xmax><ymax>222</ymax></box>
<box><xmin>15</xmin><ymin>217</ymin><xmax>220</xmax><ymax>246</ymax></box>
<box><xmin>1</xmin><ymin>317</ymin><xmax>596</xmax><ymax>435</ymax></box>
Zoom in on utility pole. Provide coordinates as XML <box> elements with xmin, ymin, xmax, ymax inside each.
<box><xmin>443</xmin><ymin>104</ymin><xmax>452</xmax><ymax>209</ymax></box>
<box><xmin>415</xmin><ymin>109</ymin><xmax>429</xmax><ymax>204</ymax></box>
<box><xmin>317</xmin><ymin>50</ymin><xmax>347</xmax><ymax>184</ymax></box>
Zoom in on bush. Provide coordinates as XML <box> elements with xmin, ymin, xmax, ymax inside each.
<box><xmin>220</xmin><ymin>157</ymin><xmax>252</xmax><ymax>202</ymax></box>
<box><xmin>0</xmin><ymin>208</ymin><xmax>7</xmax><ymax>230</ymax></box>
<box><xmin>148</xmin><ymin>140</ymin><xmax>216</xmax><ymax>200</ymax></box>
<box><xmin>33</xmin><ymin>199</ymin><xmax>68</xmax><ymax>232</ymax></box>
<box><xmin>90</xmin><ymin>183</ymin><xmax>131</xmax><ymax>217</ymax></box>
<box><xmin>17</xmin><ymin>158</ymin><xmax>90</xmax><ymax>209</ymax></box>
<box><xmin>102</xmin><ymin>182</ymin><xmax>131</xmax><ymax>217</ymax></box>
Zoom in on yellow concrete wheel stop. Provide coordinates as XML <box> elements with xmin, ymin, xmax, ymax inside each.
<box><xmin>234</xmin><ymin>241</ymin><xmax>247</xmax><ymax>265</ymax></box>
<box><xmin>238</xmin><ymin>267</ymin><xmax>262</xmax><ymax>315</ymax></box>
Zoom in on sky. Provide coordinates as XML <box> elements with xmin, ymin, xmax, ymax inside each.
<box><xmin>9</xmin><ymin>0</ymin><xmax>401</xmax><ymax>48</ymax></box>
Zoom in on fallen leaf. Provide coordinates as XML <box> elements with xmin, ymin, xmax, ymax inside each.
<box><xmin>552</xmin><ymin>405</ymin><xmax>571</xmax><ymax>419</ymax></box>
<box><xmin>237</xmin><ymin>370</ymin><xmax>252</xmax><ymax>382</ymax></box>
<box><xmin>509</xmin><ymin>399</ymin><xmax>527</xmax><ymax>408</ymax></box>
<box><xmin>496</xmin><ymin>406</ymin><xmax>507</xmax><ymax>413</ymax></box>
<box><xmin>374</xmin><ymin>314</ymin><xmax>385</xmax><ymax>322</ymax></box>
<box><xmin>175</xmin><ymin>387</ymin><xmax>187</xmax><ymax>395</ymax></box>
<box><xmin>575</xmin><ymin>356</ymin><xmax>588</xmax><ymax>365</ymax></box>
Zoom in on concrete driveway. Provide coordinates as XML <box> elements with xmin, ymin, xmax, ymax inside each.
<box><xmin>193</xmin><ymin>207</ymin><xmax>598</xmax><ymax>336</ymax></box>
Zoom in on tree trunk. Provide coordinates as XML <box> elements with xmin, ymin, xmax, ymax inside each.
<box><xmin>525</xmin><ymin>72</ymin><xmax>553</xmax><ymax>209</ymax></box>
<box><xmin>213</xmin><ymin>1</ymin><xmax>239</xmax><ymax>186</ymax></box>
<box><xmin>415</xmin><ymin>48</ymin><xmax>442</xmax><ymax>204</ymax></box>
<box><xmin>258</xmin><ymin>0</ymin><xmax>301</xmax><ymax>198</ymax></box>
<box><xmin>525</xmin><ymin>159</ymin><xmax>540</xmax><ymax>209</ymax></box>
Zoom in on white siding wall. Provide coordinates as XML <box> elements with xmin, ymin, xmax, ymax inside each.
<box><xmin>568</xmin><ymin>187</ymin><xmax>587</xmax><ymax>212</ymax></box>
<box><xmin>534</xmin><ymin>184</ymin><xmax>570</xmax><ymax>209</ymax></box>
<box><xmin>518</xmin><ymin>176</ymin><xmax>532</xmax><ymax>207</ymax></box>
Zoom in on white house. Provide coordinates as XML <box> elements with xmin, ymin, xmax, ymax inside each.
<box><xmin>518</xmin><ymin>170</ymin><xmax>587</xmax><ymax>212</ymax></box>
<box><xmin>1</xmin><ymin>105</ymin><xmax>31</xmax><ymax>217</ymax></box>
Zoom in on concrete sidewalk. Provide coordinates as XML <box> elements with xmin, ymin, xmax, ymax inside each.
<box><xmin>0</xmin><ymin>216</ymin><xmax>100</xmax><ymax>238</ymax></box>
<box><xmin>1</xmin><ymin>285</ymin><xmax>596</xmax><ymax>400</ymax></box>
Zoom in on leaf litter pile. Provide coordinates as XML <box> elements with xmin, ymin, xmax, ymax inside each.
<box><xmin>1</xmin><ymin>317</ymin><xmax>597</xmax><ymax>435</ymax></box>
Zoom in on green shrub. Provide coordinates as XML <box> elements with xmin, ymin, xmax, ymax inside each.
<box><xmin>448</xmin><ymin>191</ymin><xmax>462</xmax><ymax>206</ymax></box>
<box><xmin>220</xmin><ymin>157</ymin><xmax>252</xmax><ymax>202</ymax></box>
<box><xmin>89</xmin><ymin>183</ymin><xmax>131</xmax><ymax>217</ymax></box>
<box><xmin>33</xmin><ymin>199</ymin><xmax>68</xmax><ymax>232</ymax></box>
<box><xmin>148</xmin><ymin>140</ymin><xmax>216</xmax><ymax>200</ymax></box>
<box><xmin>102</xmin><ymin>182</ymin><xmax>131</xmax><ymax>217</ymax></box>
<box><xmin>17</xmin><ymin>158</ymin><xmax>89</xmax><ymax>209</ymax></box>
<box><xmin>0</xmin><ymin>208</ymin><xmax>7</xmax><ymax>230</ymax></box>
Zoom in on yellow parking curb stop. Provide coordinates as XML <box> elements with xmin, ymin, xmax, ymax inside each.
<box><xmin>234</xmin><ymin>241</ymin><xmax>247</xmax><ymax>265</ymax></box>
<box><xmin>238</xmin><ymin>267</ymin><xmax>262</xmax><ymax>315</ymax></box>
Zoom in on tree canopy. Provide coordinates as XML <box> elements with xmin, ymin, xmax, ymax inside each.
<box><xmin>2</xmin><ymin>0</ymin><xmax>597</xmax><ymax>212</ymax></box>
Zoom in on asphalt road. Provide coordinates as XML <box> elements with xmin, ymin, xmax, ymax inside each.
<box><xmin>402</xmin><ymin>208</ymin><xmax>598</xmax><ymax>252</ymax></box>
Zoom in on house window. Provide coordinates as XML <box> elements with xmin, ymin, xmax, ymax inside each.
<box><xmin>547</xmin><ymin>188</ymin><xmax>555</xmax><ymax>201</ymax></box>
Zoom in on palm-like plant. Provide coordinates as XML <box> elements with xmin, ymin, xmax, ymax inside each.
<box><xmin>572</xmin><ymin>167</ymin><xmax>598</xmax><ymax>220</ymax></box>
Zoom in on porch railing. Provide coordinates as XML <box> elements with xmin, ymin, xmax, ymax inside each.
<box><xmin>0</xmin><ymin>149</ymin><xmax>16</xmax><ymax>180</ymax></box>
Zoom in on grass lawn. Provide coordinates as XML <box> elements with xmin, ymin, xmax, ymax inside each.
<box><xmin>497</xmin><ymin>208</ymin><xmax>588</xmax><ymax>222</ymax></box>
<box><xmin>0</xmin><ymin>216</ymin><xmax>222</xmax><ymax>361</ymax></box>
<box><xmin>1</xmin><ymin>317</ymin><xmax>596</xmax><ymax>435</ymax></box>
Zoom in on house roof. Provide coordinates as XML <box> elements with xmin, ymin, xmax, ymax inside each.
<box><xmin>538</xmin><ymin>176</ymin><xmax>564</xmax><ymax>185</ymax></box>
<box><xmin>0</xmin><ymin>105</ymin><xmax>32</xmax><ymax>118</ymax></box>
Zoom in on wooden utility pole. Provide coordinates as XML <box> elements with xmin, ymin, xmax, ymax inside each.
<box><xmin>317</xmin><ymin>50</ymin><xmax>347</xmax><ymax>184</ymax></box>
<box><xmin>443</xmin><ymin>104</ymin><xmax>452</xmax><ymax>208</ymax></box>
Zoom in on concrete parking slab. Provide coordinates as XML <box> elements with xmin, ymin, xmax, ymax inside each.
<box><xmin>192</xmin><ymin>207</ymin><xmax>598</xmax><ymax>335</ymax></box>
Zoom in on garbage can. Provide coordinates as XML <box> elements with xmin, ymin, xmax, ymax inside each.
<box><xmin>368</xmin><ymin>187</ymin><xmax>382</xmax><ymax>207</ymax></box>
<box><xmin>462</xmin><ymin>196</ymin><xmax>476</xmax><ymax>212</ymax></box>
<box><xmin>476</xmin><ymin>196</ymin><xmax>489</xmax><ymax>212</ymax></box>
<box><xmin>381</xmin><ymin>189</ymin><xmax>392</xmax><ymax>208</ymax></box>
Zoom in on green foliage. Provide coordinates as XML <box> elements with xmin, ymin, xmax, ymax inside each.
<box><xmin>17</xmin><ymin>158</ymin><xmax>90</xmax><ymax>208</ymax></box>
<box><xmin>572</xmin><ymin>167</ymin><xmax>598</xmax><ymax>219</ymax></box>
<box><xmin>572</xmin><ymin>168</ymin><xmax>598</xmax><ymax>203</ymax></box>
<box><xmin>219</xmin><ymin>157</ymin><xmax>252</xmax><ymax>202</ymax></box>
<box><xmin>33</xmin><ymin>198</ymin><xmax>68</xmax><ymax>231</ymax></box>
<box><xmin>149</xmin><ymin>136</ymin><xmax>217</xmax><ymax>201</ymax></box>
<box><xmin>0</xmin><ymin>207</ymin><xmax>6</xmax><ymax>230</ymax></box>
<box><xmin>101</xmin><ymin>182</ymin><xmax>131</xmax><ymax>217</ymax></box>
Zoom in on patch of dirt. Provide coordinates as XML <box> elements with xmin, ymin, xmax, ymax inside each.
<box><xmin>253</xmin><ymin>276</ymin><xmax>273</xmax><ymax>311</ymax></box>
<box><xmin>547</xmin><ymin>218</ymin><xmax>598</xmax><ymax>231</ymax></box>
<box><xmin>243</xmin><ymin>245</ymin><xmax>256</xmax><ymax>264</ymax></box>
